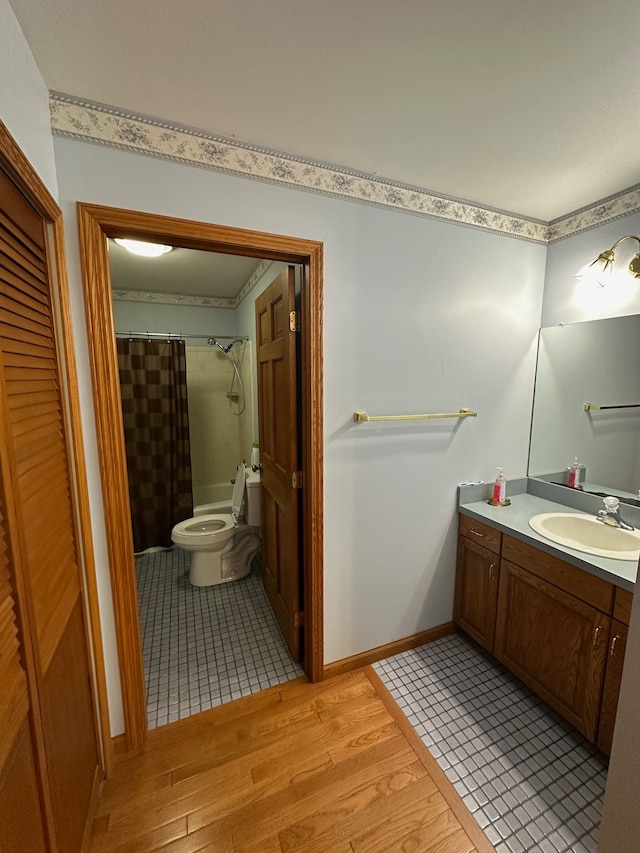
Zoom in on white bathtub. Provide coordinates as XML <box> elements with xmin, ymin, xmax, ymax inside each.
<box><xmin>193</xmin><ymin>480</ymin><xmax>234</xmax><ymax>516</ymax></box>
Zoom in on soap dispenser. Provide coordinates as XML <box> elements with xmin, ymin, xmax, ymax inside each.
<box><xmin>488</xmin><ymin>468</ymin><xmax>510</xmax><ymax>507</ymax></box>
<box><xmin>567</xmin><ymin>457</ymin><xmax>582</xmax><ymax>489</ymax></box>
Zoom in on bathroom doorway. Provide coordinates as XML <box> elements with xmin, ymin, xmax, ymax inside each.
<box><xmin>77</xmin><ymin>204</ymin><xmax>323</xmax><ymax>758</ymax></box>
<box><xmin>109</xmin><ymin>248</ymin><xmax>304</xmax><ymax>729</ymax></box>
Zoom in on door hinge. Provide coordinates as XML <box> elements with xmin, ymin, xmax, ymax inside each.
<box><xmin>294</xmin><ymin>611</ymin><xmax>304</xmax><ymax>628</ymax></box>
<box><xmin>292</xmin><ymin>470</ymin><xmax>303</xmax><ymax>489</ymax></box>
<box><xmin>289</xmin><ymin>310</ymin><xmax>301</xmax><ymax>332</ymax></box>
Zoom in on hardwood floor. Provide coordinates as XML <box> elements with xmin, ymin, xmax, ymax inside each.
<box><xmin>90</xmin><ymin>668</ymin><xmax>495</xmax><ymax>853</ymax></box>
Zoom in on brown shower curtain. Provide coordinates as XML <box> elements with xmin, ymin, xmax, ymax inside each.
<box><xmin>117</xmin><ymin>338</ymin><xmax>193</xmax><ymax>552</ymax></box>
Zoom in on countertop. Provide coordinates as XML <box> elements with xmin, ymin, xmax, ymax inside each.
<box><xmin>458</xmin><ymin>491</ymin><xmax>637</xmax><ymax>592</ymax></box>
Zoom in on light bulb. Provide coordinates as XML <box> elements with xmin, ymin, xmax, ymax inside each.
<box><xmin>575</xmin><ymin>250</ymin><xmax>614</xmax><ymax>287</ymax></box>
<box><xmin>114</xmin><ymin>238</ymin><xmax>173</xmax><ymax>257</ymax></box>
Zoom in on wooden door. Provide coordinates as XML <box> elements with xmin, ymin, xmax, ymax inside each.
<box><xmin>0</xmin><ymin>166</ymin><xmax>98</xmax><ymax>849</ymax></box>
<box><xmin>454</xmin><ymin>535</ymin><xmax>500</xmax><ymax>653</ymax></box>
<box><xmin>495</xmin><ymin>560</ymin><xmax>608</xmax><ymax>740</ymax></box>
<box><xmin>255</xmin><ymin>267</ymin><xmax>302</xmax><ymax>661</ymax></box>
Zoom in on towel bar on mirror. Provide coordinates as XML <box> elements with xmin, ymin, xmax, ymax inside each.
<box><xmin>584</xmin><ymin>403</ymin><xmax>640</xmax><ymax>411</ymax></box>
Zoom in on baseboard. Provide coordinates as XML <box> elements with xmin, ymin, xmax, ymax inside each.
<box><xmin>322</xmin><ymin>622</ymin><xmax>457</xmax><ymax>679</ymax></box>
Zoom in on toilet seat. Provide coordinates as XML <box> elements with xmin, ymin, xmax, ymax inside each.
<box><xmin>229</xmin><ymin>463</ymin><xmax>246</xmax><ymax>525</ymax></box>
<box><xmin>170</xmin><ymin>463</ymin><xmax>250</xmax><ymax>549</ymax></box>
<box><xmin>171</xmin><ymin>513</ymin><xmax>235</xmax><ymax>547</ymax></box>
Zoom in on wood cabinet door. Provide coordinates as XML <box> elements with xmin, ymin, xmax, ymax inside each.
<box><xmin>454</xmin><ymin>536</ymin><xmax>500</xmax><ymax>652</ymax></box>
<box><xmin>495</xmin><ymin>560</ymin><xmax>608</xmax><ymax>740</ymax></box>
<box><xmin>597</xmin><ymin>619</ymin><xmax>628</xmax><ymax>756</ymax></box>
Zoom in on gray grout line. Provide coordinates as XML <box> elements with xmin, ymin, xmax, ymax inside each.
<box><xmin>136</xmin><ymin>547</ymin><xmax>304</xmax><ymax>729</ymax></box>
<box><xmin>374</xmin><ymin>634</ymin><xmax>607</xmax><ymax>853</ymax></box>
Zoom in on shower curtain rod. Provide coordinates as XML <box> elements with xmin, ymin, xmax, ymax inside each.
<box><xmin>115</xmin><ymin>331</ymin><xmax>248</xmax><ymax>342</ymax></box>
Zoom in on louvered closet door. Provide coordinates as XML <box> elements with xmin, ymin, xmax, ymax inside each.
<box><xmin>0</xmin><ymin>490</ymin><xmax>47</xmax><ymax>852</ymax></box>
<box><xmin>0</xmin><ymin>168</ymin><xmax>98</xmax><ymax>851</ymax></box>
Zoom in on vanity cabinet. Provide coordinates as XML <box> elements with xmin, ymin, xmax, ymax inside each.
<box><xmin>455</xmin><ymin>515</ymin><xmax>632</xmax><ymax>751</ymax></box>
<box><xmin>454</xmin><ymin>517</ymin><xmax>501</xmax><ymax>652</ymax></box>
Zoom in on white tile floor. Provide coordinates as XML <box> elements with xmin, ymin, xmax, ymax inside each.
<box><xmin>374</xmin><ymin>633</ymin><xmax>608</xmax><ymax>853</ymax></box>
<box><xmin>136</xmin><ymin>547</ymin><xmax>304</xmax><ymax>729</ymax></box>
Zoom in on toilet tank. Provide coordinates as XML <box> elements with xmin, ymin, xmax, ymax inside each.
<box><xmin>245</xmin><ymin>468</ymin><xmax>261</xmax><ymax>526</ymax></box>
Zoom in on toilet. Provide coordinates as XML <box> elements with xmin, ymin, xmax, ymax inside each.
<box><xmin>171</xmin><ymin>463</ymin><xmax>261</xmax><ymax>586</ymax></box>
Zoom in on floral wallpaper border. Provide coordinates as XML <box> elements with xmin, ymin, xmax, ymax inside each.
<box><xmin>50</xmin><ymin>93</ymin><xmax>640</xmax><ymax>244</ymax></box>
<box><xmin>112</xmin><ymin>260</ymin><xmax>273</xmax><ymax>309</ymax></box>
<box><xmin>50</xmin><ymin>94</ymin><xmax>547</xmax><ymax>242</ymax></box>
<box><xmin>548</xmin><ymin>184</ymin><xmax>640</xmax><ymax>243</ymax></box>
<box><xmin>235</xmin><ymin>259</ymin><xmax>273</xmax><ymax>306</ymax></box>
<box><xmin>112</xmin><ymin>290</ymin><xmax>235</xmax><ymax>309</ymax></box>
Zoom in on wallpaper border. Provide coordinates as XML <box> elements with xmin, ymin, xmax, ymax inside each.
<box><xmin>50</xmin><ymin>93</ymin><xmax>640</xmax><ymax>245</ymax></box>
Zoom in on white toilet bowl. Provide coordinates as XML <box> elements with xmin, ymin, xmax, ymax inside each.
<box><xmin>171</xmin><ymin>463</ymin><xmax>261</xmax><ymax>586</ymax></box>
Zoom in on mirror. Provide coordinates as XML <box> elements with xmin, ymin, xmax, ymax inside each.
<box><xmin>528</xmin><ymin>314</ymin><xmax>640</xmax><ymax>506</ymax></box>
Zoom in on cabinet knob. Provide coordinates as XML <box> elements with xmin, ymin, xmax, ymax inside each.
<box><xmin>489</xmin><ymin>562</ymin><xmax>497</xmax><ymax>580</ymax></box>
<box><xmin>610</xmin><ymin>634</ymin><xmax>620</xmax><ymax>656</ymax></box>
<box><xmin>469</xmin><ymin>528</ymin><xmax>485</xmax><ymax>539</ymax></box>
<box><xmin>593</xmin><ymin>625</ymin><xmax>602</xmax><ymax>647</ymax></box>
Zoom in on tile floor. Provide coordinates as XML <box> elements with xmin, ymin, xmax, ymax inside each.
<box><xmin>374</xmin><ymin>633</ymin><xmax>608</xmax><ymax>853</ymax></box>
<box><xmin>136</xmin><ymin>547</ymin><xmax>304</xmax><ymax>729</ymax></box>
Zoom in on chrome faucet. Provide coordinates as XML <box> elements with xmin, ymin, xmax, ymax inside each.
<box><xmin>597</xmin><ymin>496</ymin><xmax>635</xmax><ymax>531</ymax></box>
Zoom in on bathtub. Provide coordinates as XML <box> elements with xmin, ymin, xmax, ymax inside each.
<box><xmin>193</xmin><ymin>480</ymin><xmax>234</xmax><ymax>516</ymax></box>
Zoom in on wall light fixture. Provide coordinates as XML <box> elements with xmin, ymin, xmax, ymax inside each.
<box><xmin>575</xmin><ymin>235</ymin><xmax>640</xmax><ymax>287</ymax></box>
<box><xmin>114</xmin><ymin>238</ymin><xmax>173</xmax><ymax>258</ymax></box>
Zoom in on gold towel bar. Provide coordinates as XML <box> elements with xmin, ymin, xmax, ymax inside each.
<box><xmin>584</xmin><ymin>402</ymin><xmax>640</xmax><ymax>411</ymax></box>
<box><xmin>353</xmin><ymin>408</ymin><xmax>477</xmax><ymax>423</ymax></box>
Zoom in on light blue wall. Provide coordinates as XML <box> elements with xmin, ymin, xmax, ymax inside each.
<box><xmin>53</xmin><ymin>135</ymin><xmax>546</xmax><ymax>709</ymax></box>
<box><xmin>0</xmin><ymin>0</ymin><xmax>57</xmax><ymax>195</ymax></box>
<box><xmin>112</xmin><ymin>299</ymin><xmax>238</xmax><ymax>339</ymax></box>
<box><xmin>542</xmin><ymin>211</ymin><xmax>640</xmax><ymax>327</ymax></box>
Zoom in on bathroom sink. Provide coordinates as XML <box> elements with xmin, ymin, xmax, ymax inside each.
<box><xmin>528</xmin><ymin>512</ymin><xmax>640</xmax><ymax>561</ymax></box>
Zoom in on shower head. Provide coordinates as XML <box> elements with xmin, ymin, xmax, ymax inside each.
<box><xmin>208</xmin><ymin>337</ymin><xmax>245</xmax><ymax>354</ymax></box>
<box><xmin>208</xmin><ymin>337</ymin><xmax>231</xmax><ymax>353</ymax></box>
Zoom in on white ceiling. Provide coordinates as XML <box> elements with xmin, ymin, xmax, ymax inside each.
<box><xmin>10</xmin><ymin>0</ymin><xmax>640</xmax><ymax>221</ymax></box>
<box><xmin>108</xmin><ymin>240</ymin><xmax>263</xmax><ymax>299</ymax></box>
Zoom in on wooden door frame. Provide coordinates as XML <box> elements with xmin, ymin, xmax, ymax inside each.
<box><xmin>76</xmin><ymin>203</ymin><xmax>324</xmax><ymax>759</ymax></box>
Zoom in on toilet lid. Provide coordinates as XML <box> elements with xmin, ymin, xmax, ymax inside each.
<box><xmin>231</xmin><ymin>463</ymin><xmax>246</xmax><ymax>523</ymax></box>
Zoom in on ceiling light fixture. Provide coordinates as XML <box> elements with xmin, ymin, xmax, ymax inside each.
<box><xmin>575</xmin><ymin>235</ymin><xmax>640</xmax><ymax>287</ymax></box>
<box><xmin>114</xmin><ymin>238</ymin><xmax>174</xmax><ymax>258</ymax></box>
